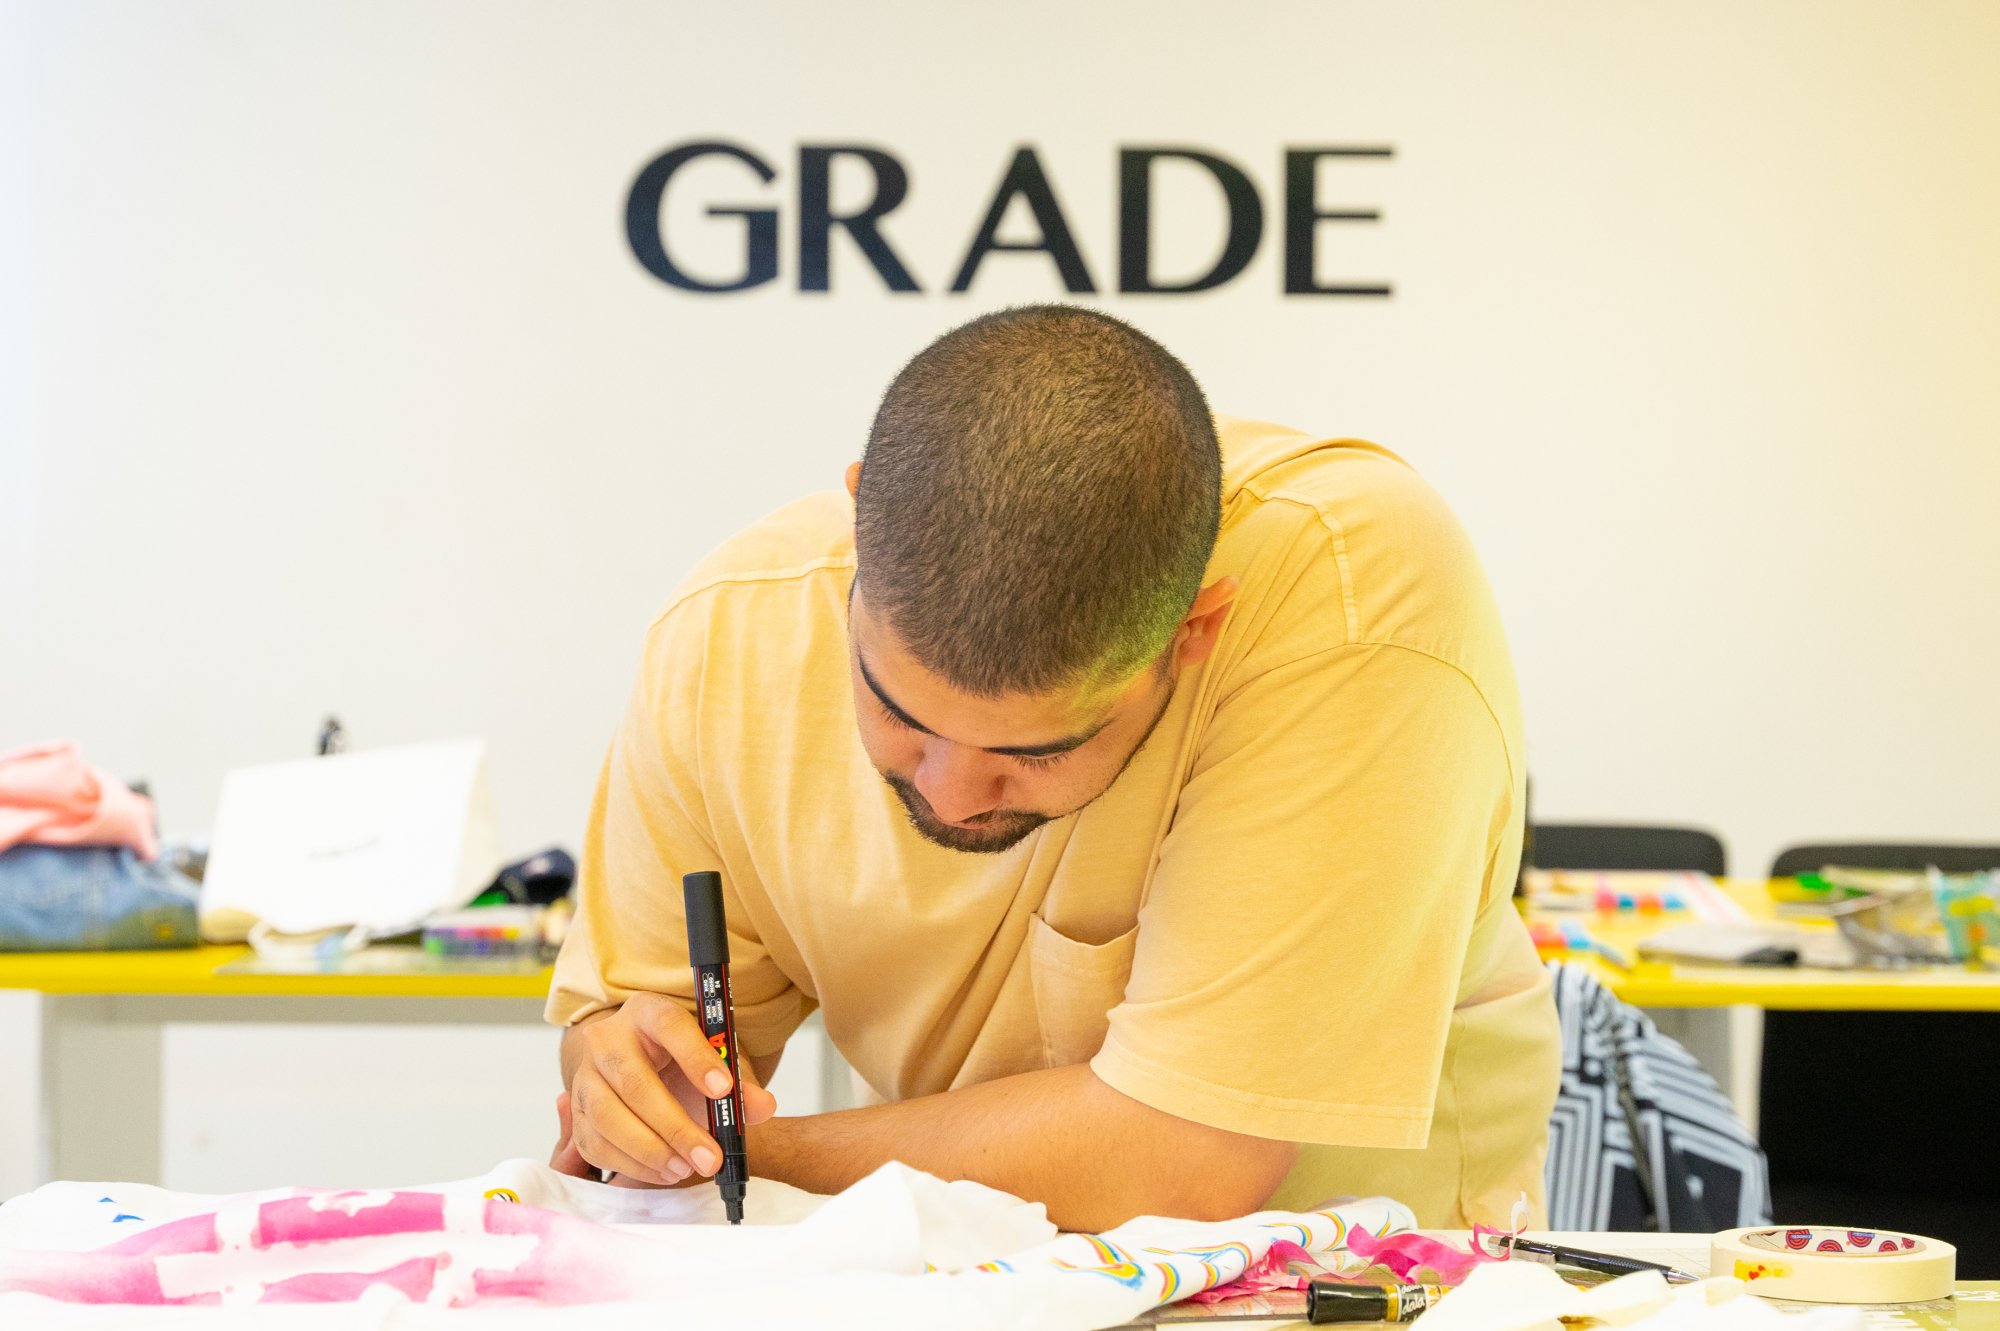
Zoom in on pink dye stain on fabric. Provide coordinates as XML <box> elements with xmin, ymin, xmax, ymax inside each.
<box><xmin>260</xmin><ymin>1258</ymin><xmax>441</xmax><ymax>1304</ymax></box>
<box><xmin>0</xmin><ymin>1189</ymin><xmax>651</xmax><ymax>1307</ymax></box>
<box><xmin>1343</xmin><ymin>1224</ymin><xmax>1511</xmax><ymax>1285</ymax></box>
<box><xmin>1190</xmin><ymin>1223</ymin><xmax>1515</xmax><ymax>1306</ymax></box>
<box><xmin>255</xmin><ymin>1191</ymin><xmax>446</xmax><ymax>1244</ymax></box>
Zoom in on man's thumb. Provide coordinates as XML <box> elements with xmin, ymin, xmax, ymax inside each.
<box><xmin>741</xmin><ymin>1077</ymin><xmax>779</xmax><ymax>1126</ymax></box>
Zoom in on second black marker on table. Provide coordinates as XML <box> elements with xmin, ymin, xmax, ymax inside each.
<box><xmin>683</xmin><ymin>869</ymin><xmax>749</xmax><ymax>1224</ymax></box>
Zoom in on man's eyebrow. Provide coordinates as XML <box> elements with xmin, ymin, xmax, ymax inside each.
<box><xmin>855</xmin><ymin>650</ymin><xmax>1109</xmax><ymax>758</ymax></box>
<box><xmin>857</xmin><ymin>651</ymin><xmax>936</xmax><ymax>736</ymax></box>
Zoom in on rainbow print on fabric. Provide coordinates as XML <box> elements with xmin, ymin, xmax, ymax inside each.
<box><xmin>1022</xmin><ymin>1195</ymin><xmax>1409</xmax><ymax>1315</ymax></box>
<box><xmin>1052</xmin><ymin>1234</ymin><xmax>1149</xmax><ymax>1290</ymax></box>
<box><xmin>1142</xmin><ymin>1240</ymin><xmax>1255</xmax><ymax>1299</ymax></box>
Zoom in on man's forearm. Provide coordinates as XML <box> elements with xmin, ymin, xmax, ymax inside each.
<box><xmin>749</xmin><ymin>1062</ymin><xmax>1296</xmax><ymax>1232</ymax></box>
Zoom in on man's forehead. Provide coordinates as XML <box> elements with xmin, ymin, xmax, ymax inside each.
<box><xmin>847</xmin><ymin>586</ymin><xmax>1122</xmax><ymax>754</ymax></box>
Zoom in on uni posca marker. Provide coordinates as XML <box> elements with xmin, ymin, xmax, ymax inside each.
<box><xmin>683</xmin><ymin>870</ymin><xmax>749</xmax><ymax>1224</ymax></box>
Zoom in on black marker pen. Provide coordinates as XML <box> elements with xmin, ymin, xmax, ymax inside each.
<box><xmin>1501</xmin><ymin>1236</ymin><xmax>1697</xmax><ymax>1283</ymax></box>
<box><xmin>683</xmin><ymin>870</ymin><xmax>748</xmax><ymax>1224</ymax></box>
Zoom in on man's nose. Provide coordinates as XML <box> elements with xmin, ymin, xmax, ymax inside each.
<box><xmin>912</xmin><ymin>740</ymin><xmax>1005</xmax><ymax>824</ymax></box>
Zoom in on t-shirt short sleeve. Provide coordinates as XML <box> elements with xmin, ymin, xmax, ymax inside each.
<box><xmin>545</xmin><ymin>608</ymin><xmax>809</xmax><ymax>1058</ymax></box>
<box><xmin>1091</xmin><ymin>641</ymin><xmax>1515</xmax><ymax>1149</ymax></box>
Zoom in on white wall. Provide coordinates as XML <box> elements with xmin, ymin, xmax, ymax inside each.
<box><xmin>4</xmin><ymin>0</ymin><xmax>1998</xmax><ymax>1192</ymax></box>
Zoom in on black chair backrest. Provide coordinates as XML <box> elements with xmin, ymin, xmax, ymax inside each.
<box><xmin>1769</xmin><ymin>843</ymin><xmax>2000</xmax><ymax>878</ymax></box>
<box><xmin>1530</xmin><ymin>824</ymin><xmax>1727</xmax><ymax>877</ymax></box>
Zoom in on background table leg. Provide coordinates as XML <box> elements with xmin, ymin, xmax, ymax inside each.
<box><xmin>37</xmin><ymin>994</ymin><xmax>165</xmax><ymax>1186</ymax></box>
<box><xmin>0</xmin><ymin>992</ymin><xmax>44</xmax><ymax>1200</ymax></box>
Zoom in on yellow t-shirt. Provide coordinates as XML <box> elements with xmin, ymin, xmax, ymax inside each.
<box><xmin>548</xmin><ymin>414</ymin><xmax>1561</xmax><ymax>1227</ymax></box>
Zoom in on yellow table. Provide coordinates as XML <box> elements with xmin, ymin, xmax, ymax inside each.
<box><xmin>0</xmin><ymin>944</ymin><xmax>553</xmax><ymax>999</ymax></box>
<box><xmin>1525</xmin><ymin>879</ymin><xmax>2000</xmax><ymax>1011</ymax></box>
<box><xmin>0</xmin><ymin>944</ymin><xmax>555</xmax><ymax>1194</ymax></box>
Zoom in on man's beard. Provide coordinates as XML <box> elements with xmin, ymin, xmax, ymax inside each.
<box><xmin>880</xmin><ymin>773</ymin><xmax>1053</xmax><ymax>854</ymax></box>
<box><xmin>875</xmin><ymin>671</ymin><xmax>1177</xmax><ymax>855</ymax></box>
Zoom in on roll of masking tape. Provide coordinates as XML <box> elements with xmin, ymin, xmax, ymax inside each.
<box><xmin>1713</xmin><ymin>1227</ymin><xmax>1956</xmax><ymax>1304</ymax></box>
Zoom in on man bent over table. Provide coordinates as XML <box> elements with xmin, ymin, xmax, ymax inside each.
<box><xmin>546</xmin><ymin>305</ymin><xmax>1560</xmax><ymax>1232</ymax></box>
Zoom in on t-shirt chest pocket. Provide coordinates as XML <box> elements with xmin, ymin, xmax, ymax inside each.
<box><xmin>1026</xmin><ymin>913</ymin><xmax>1140</xmax><ymax>1068</ymax></box>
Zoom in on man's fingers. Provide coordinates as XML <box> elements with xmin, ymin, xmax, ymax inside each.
<box><xmin>591</xmin><ymin>1034</ymin><xmax>725</xmax><ymax>1174</ymax></box>
<box><xmin>588</xmin><ymin>1046</ymin><xmax>728</xmax><ymax>1180</ymax></box>
<box><xmin>548</xmin><ymin>1090</ymin><xmax>598</xmax><ymax>1179</ymax></box>
<box><xmin>550</xmin><ymin>1136</ymin><xmax>596</xmax><ymax>1179</ymax></box>
<box><xmin>579</xmin><ymin>1128</ymin><xmax>678</xmax><ymax>1189</ymax></box>
<box><xmin>576</xmin><ymin>1087</ymin><xmax>692</xmax><ymax>1175</ymax></box>
<box><xmin>571</xmin><ymin>1072</ymin><xmax>695</xmax><ymax>1186</ymax></box>
<box><xmin>629</xmin><ymin>992</ymin><xmax>735</xmax><ymax>1100</ymax></box>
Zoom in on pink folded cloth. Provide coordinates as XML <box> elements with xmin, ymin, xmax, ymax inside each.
<box><xmin>0</xmin><ymin>740</ymin><xmax>159</xmax><ymax>861</ymax></box>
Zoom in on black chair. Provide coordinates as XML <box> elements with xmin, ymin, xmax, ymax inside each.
<box><xmin>1770</xmin><ymin>843</ymin><xmax>2000</xmax><ymax>878</ymax></box>
<box><xmin>1760</xmin><ymin>843</ymin><xmax>2000</xmax><ymax>1278</ymax></box>
<box><xmin>1529</xmin><ymin>824</ymin><xmax>1728</xmax><ymax>877</ymax></box>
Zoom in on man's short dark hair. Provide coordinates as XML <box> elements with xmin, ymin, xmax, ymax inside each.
<box><xmin>854</xmin><ymin>305</ymin><xmax>1221</xmax><ymax>697</ymax></box>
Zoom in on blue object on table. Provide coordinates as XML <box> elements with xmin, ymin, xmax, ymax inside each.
<box><xmin>1930</xmin><ymin>868</ymin><xmax>1998</xmax><ymax>964</ymax></box>
<box><xmin>0</xmin><ymin>844</ymin><xmax>200</xmax><ymax>950</ymax></box>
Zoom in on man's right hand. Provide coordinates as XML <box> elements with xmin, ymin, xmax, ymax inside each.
<box><xmin>553</xmin><ymin>993</ymin><xmax>778</xmax><ymax>1186</ymax></box>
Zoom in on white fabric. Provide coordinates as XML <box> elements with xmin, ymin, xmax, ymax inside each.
<box><xmin>1420</xmin><ymin>1260</ymin><xmax>1868</xmax><ymax>1331</ymax></box>
<box><xmin>0</xmin><ymin>1158</ymin><xmax>838</xmax><ymax>1250</ymax></box>
<box><xmin>0</xmin><ymin>1159</ymin><xmax>1412</xmax><ymax>1329</ymax></box>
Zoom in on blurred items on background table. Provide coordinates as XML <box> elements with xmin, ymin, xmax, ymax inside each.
<box><xmin>0</xmin><ymin>846</ymin><xmax>198</xmax><ymax>950</ymax></box>
<box><xmin>221</xmin><ymin>841</ymin><xmax>575</xmax><ymax>974</ymax></box>
<box><xmin>1527</xmin><ymin>865</ymin><xmax>1996</xmax><ymax>973</ymax></box>
<box><xmin>1520</xmin><ymin>869</ymin><xmax>1750</xmax><ymax>923</ymax></box>
<box><xmin>0</xmin><ymin>740</ymin><xmax>199</xmax><ymax>950</ymax></box>
<box><xmin>1777</xmin><ymin>866</ymin><xmax>1997</xmax><ymax>969</ymax></box>
<box><xmin>1522</xmin><ymin>872</ymin><xmax>1758</xmax><ymax>973</ymax></box>
<box><xmin>423</xmin><ymin>900</ymin><xmax>571</xmax><ymax>959</ymax></box>
<box><xmin>421</xmin><ymin>847</ymin><xmax>579</xmax><ymax>954</ymax></box>
<box><xmin>0</xmin><ymin>740</ymin><xmax>158</xmax><ymax>860</ymax></box>
<box><xmin>197</xmin><ymin>739</ymin><xmax>500</xmax><ymax>946</ymax></box>
<box><xmin>0</xmin><ymin>733</ymin><xmax>572</xmax><ymax>969</ymax></box>
<box><xmin>1636</xmin><ymin>922</ymin><xmax>1851</xmax><ymax>969</ymax></box>
<box><xmin>1527</xmin><ymin>919</ymin><xmax>1632</xmax><ymax>971</ymax></box>
<box><xmin>215</xmin><ymin>895</ymin><xmax>572</xmax><ymax>978</ymax></box>
<box><xmin>225</xmin><ymin>850</ymin><xmax>578</xmax><ymax>973</ymax></box>
<box><xmin>473</xmin><ymin>847</ymin><xmax>576</xmax><ymax>906</ymax></box>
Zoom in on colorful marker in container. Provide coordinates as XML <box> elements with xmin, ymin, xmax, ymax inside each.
<box><xmin>683</xmin><ymin>870</ymin><xmax>749</xmax><ymax>1224</ymax></box>
<box><xmin>421</xmin><ymin>905</ymin><xmax>544</xmax><ymax>957</ymax></box>
<box><xmin>1528</xmin><ymin>919</ymin><xmax>1633</xmax><ymax>971</ymax></box>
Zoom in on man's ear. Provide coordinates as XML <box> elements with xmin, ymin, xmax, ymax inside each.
<box><xmin>845</xmin><ymin>461</ymin><xmax>862</xmax><ymax>500</ymax></box>
<box><xmin>1174</xmin><ymin>577</ymin><xmax>1238</xmax><ymax>668</ymax></box>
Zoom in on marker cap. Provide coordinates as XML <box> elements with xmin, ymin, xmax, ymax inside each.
<box><xmin>1307</xmin><ymin>1281</ymin><xmax>1437</xmax><ymax>1324</ymax></box>
<box><xmin>1307</xmin><ymin>1282</ymin><xmax>1392</xmax><ymax>1323</ymax></box>
<box><xmin>682</xmin><ymin>871</ymin><xmax>730</xmax><ymax>967</ymax></box>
